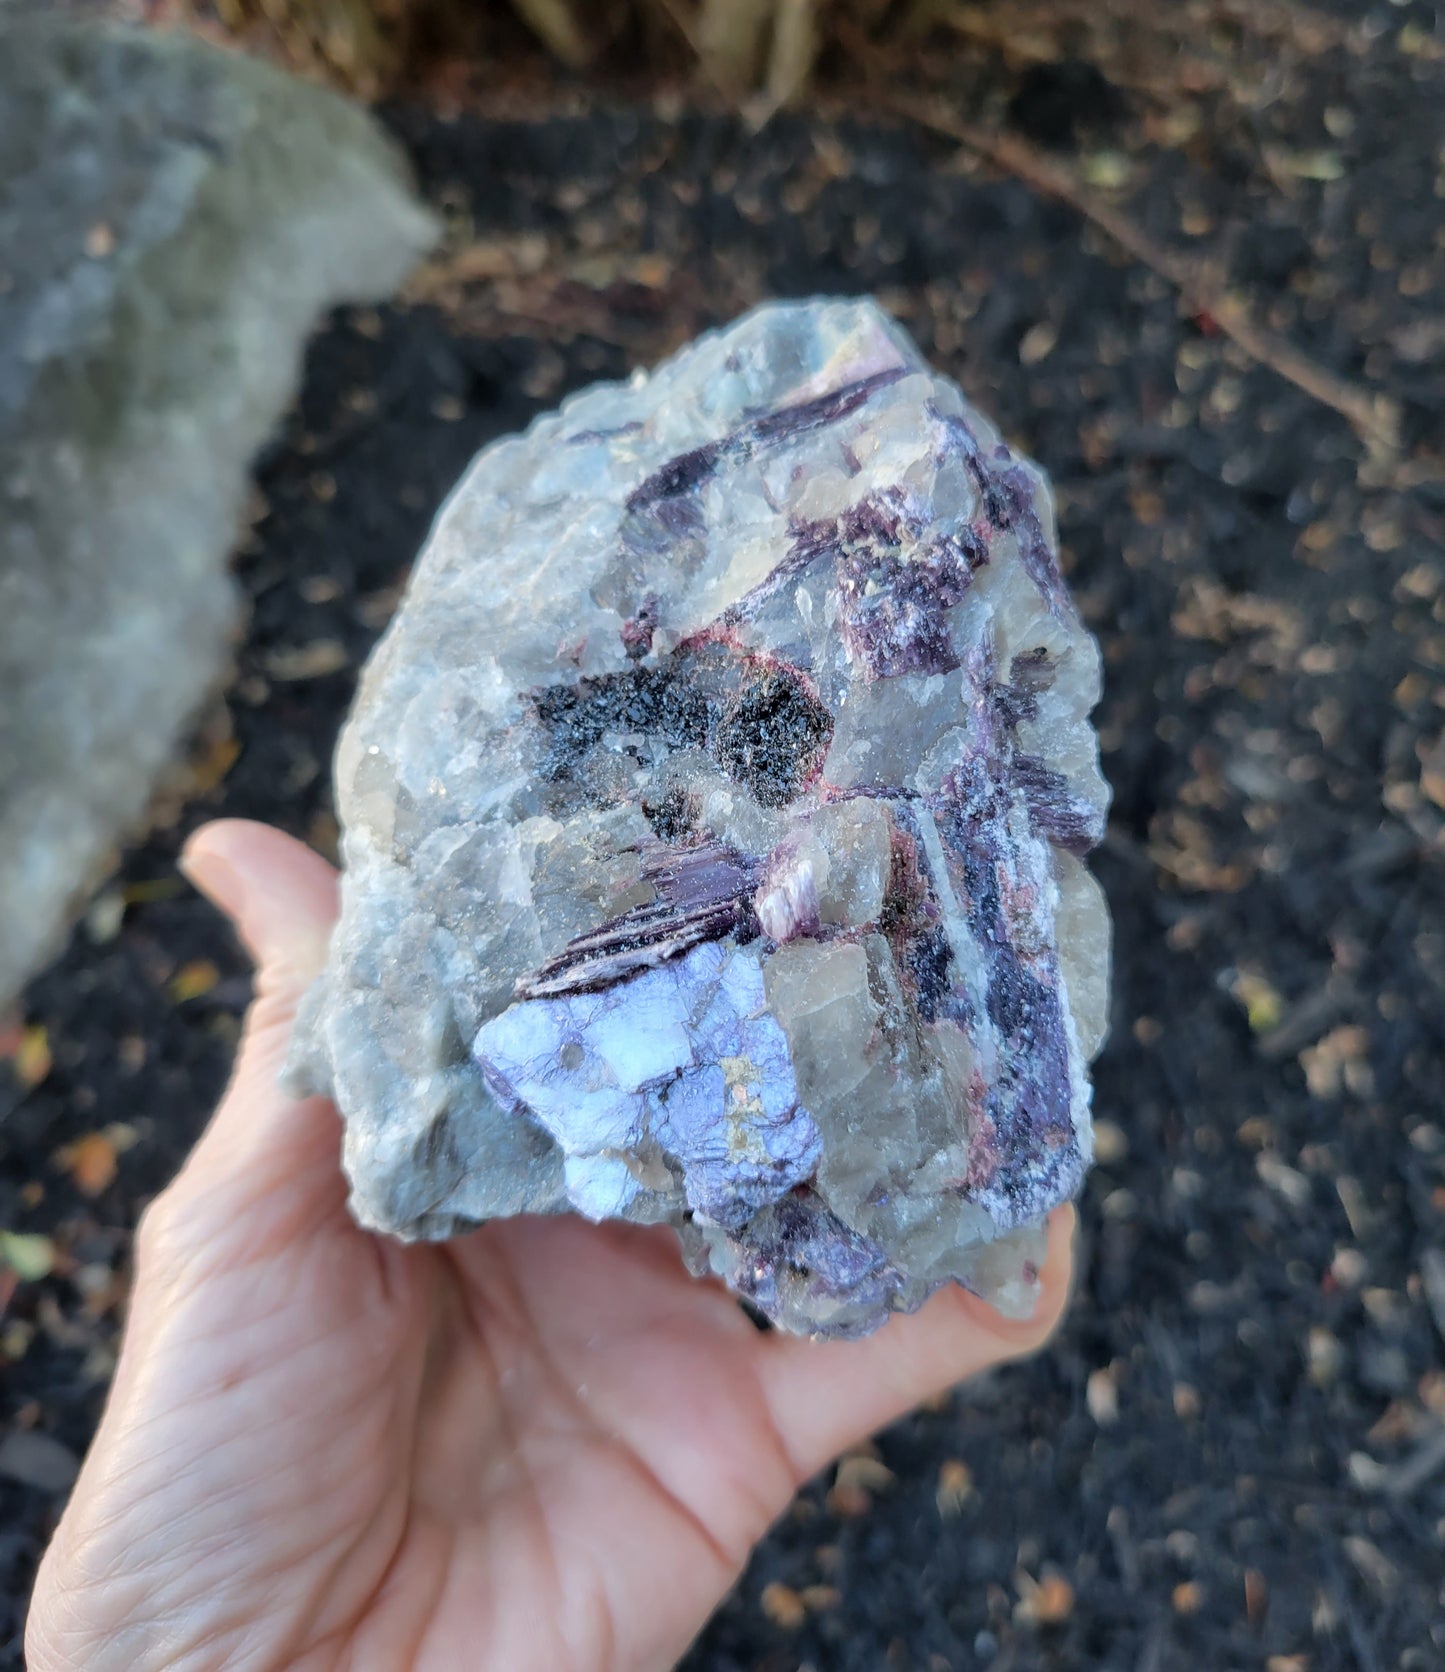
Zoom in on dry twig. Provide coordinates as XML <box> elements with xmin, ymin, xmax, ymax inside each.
<box><xmin>902</xmin><ymin>103</ymin><xmax>1402</xmax><ymax>458</ymax></box>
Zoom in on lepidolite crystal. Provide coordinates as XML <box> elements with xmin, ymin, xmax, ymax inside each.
<box><xmin>289</xmin><ymin>298</ymin><xmax>1111</xmax><ymax>1337</ymax></box>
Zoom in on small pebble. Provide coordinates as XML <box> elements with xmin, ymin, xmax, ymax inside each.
<box><xmin>1173</xmin><ymin>1382</ymin><xmax>1202</xmax><ymax>1420</ymax></box>
<box><xmin>1306</xmin><ymin>1326</ymin><xmax>1344</xmax><ymax>1387</ymax></box>
<box><xmin>936</xmin><ymin>1459</ymin><xmax>974</xmax><ymax>1518</ymax></box>
<box><xmin>1015</xmin><ymin>1571</ymin><xmax>1074</xmax><ymax>1627</ymax></box>
<box><xmin>1092</xmin><ymin>1119</ymin><xmax>1129</xmax><ymax>1164</ymax></box>
<box><xmin>1172</xmin><ymin>1581</ymin><xmax>1205</xmax><ymax>1614</ymax></box>
<box><xmin>1087</xmin><ymin>1365</ymin><xmax>1121</xmax><ymax>1425</ymax></box>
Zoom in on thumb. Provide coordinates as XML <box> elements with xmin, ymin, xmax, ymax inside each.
<box><xmin>158</xmin><ymin>821</ymin><xmax>345</xmax><ymax>1240</ymax></box>
<box><xmin>180</xmin><ymin>819</ymin><xmax>338</xmax><ymax>1022</ymax></box>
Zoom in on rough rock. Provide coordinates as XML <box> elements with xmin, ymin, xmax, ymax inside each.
<box><xmin>0</xmin><ymin>18</ymin><xmax>437</xmax><ymax>1010</ymax></box>
<box><xmin>291</xmin><ymin>298</ymin><xmax>1111</xmax><ymax>1337</ymax></box>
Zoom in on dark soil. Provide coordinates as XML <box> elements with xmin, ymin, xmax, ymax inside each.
<box><xmin>4</xmin><ymin>7</ymin><xmax>1445</xmax><ymax>1666</ymax></box>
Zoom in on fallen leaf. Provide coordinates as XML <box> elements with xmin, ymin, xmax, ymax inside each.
<box><xmin>0</xmin><ymin>1231</ymin><xmax>56</xmax><ymax>1282</ymax></box>
<box><xmin>1081</xmin><ymin>151</ymin><xmax>1131</xmax><ymax>189</ymax></box>
<box><xmin>1087</xmin><ymin>1364</ymin><xmax>1120</xmax><ymax>1424</ymax></box>
<box><xmin>169</xmin><ymin>960</ymin><xmax>220</xmax><ymax>1003</ymax></box>
<box><xmin>2</xmin><ymin>1320</ymin><xmax>34</xmax><ymax>1361</ymax></box>
<box><xmin>263</xmin><ymin>639</ymin><xmax>350</xmax><ymax>682</ymax></box>
<box><xmin>12</xmin><ymin>1025</ymin><xmax>51</xmax><ymax>1089</ymax></box>
<box><xmin>307</xmin><ymin>810</ymin><xmax>341</xmax><ymax>864</ymax></box>
<box><xmin>1256</xmin><ymin>1154</ymin><xmax>1311</xmax><ymax>1209</ymax></box>
<box><xmin>85</xmin><ymin>889</ymin><xmax>126</xmax><ymax>944</ymax></box>
<box><xmin>1305</xmin><ymin>1326</ymin><xmax>1343</xmax><ymax>1387</ymax></box>
<box><xmin>1230</xmin><ymin>969</ymin><xmax>1283</xmax><ymax>1033</ymax></box>
<box><xmin>823</xmin><ymin>1452</ymin><xmax>892</xmax><ymax>1513</ymax></box>
<box><xmin>1299</xmin><ymin>1025</ymin><xmax>1371</xmax><ymax>1098</ymax></box>
<box><xmin>1419</xmin><ymin>736</ymin><xmax>1445</xmax><ymax>810</ymax></box>
<box><xmin>300</xmin><ymin>574</ymin><xmax>344</xmax><ymax>604</ymax></box>
<box><xmin>56</xmin><ymin>1132</ymin><xmax>118</xmax><ymax>1197</ymax></box>
<box><xmin>123</xmin><ymin>877</ymin><xmax>185</xmax><ymax>906</ymax></box>
<box><xmin>1173</xmin><ymin>1382</ymin><xmax>1202</xmax><ymax>1419</ymax></box>
<box><xmin>834</xmin><ymin>1452</ymin><xmax>895</xmax><ymax>1495</ymax></box>
<box><xmin>936</xmin><ymin>1458</ymin><xmax>974</xmax><ymax>1518</ymax></box>
<box><xmin>186</xmin><ymin>734</ymin><xmax>241</xmax><ymax>797</ymax></box>
<box><xmin>1343</xmin><ymin>1537</ymin><xmax>1397</xmax><ymax>1595</ymax></box>
<box><xmin>1172</xmin><ymin>1580</ymin><xmax>1205</xmax><ymax>1614</ymax></box>
<box><xmin>408</xmin><ymin>234</ymin><xmax>552</xmax><ymax>300</ymax></box>
<box><xmin>1399</xmin><ymin>22</ymin><xmax>1445</xmax><ymax>59</ymax></box>
<box><xmin>760</xmin><ymin>1580</ymin><xmax>806</xmax><ymax>1629</ymax></box>
<box><xmin>1015</xmin><ymin>1569</ymin><xmax>1074</xmax><ymax>1626</ymax></box>
<box><xmin>1036</xmin><ymin>1571</ymin><xmax>1070</xmax><ymax>1625</ymax></box>
<box><xmin>1092</xmin><ymin>1119</ymin><xmax>1128</xmax><ymax>1163</ymax></box>
<box><xmin>825</xmin><ymin>1478</ymin><xmax>872</xmax><ymax>1517</ymax></box>
<box><xmin>1019</xmin><ymin>321</ymin><xmax>1058</xmax><ymax>365</ymax></box>
<box><xmin>1347</xmin><ymin>1451</ymin><xmax>1389</xmax><ymax>1490</ymax></box>
<box><xmin>1265</xmin><ymin>147</ymin><xmax>1344</xmax><ymax>181</ymax></box>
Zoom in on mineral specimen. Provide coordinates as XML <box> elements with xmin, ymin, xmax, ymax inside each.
<box><xmin>290</xmin><ymin>297</ymin><xmax>1111</xmax><ymax>1338</ymax></box>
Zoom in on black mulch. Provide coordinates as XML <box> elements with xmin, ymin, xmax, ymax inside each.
<box><xmin>3</xmin><ymin>10</ymin><xmax>1444</xmax><ymax>1667</ymax></box>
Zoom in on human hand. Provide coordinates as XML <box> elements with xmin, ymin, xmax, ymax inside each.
<box><xmin>26</xmin><ymin>819</ymin><xmax>1074</xmax><ymax>1672</ymax></box>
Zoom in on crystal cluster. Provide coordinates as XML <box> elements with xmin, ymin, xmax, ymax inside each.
<box><xmin>289</xmin><ymin>298</ymin><xmax>1111</xmax><ymax>1337</ymax></box>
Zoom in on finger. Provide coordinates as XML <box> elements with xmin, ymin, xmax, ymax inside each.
<box><xmin>181</xmin><ymin>818</ymin><xmax>338</xmax><ymax>1083</ymax></box>
<box><xmin>754</xmin><ymin>1204</ymin><xmax>1075</xmax><ymax>1482</ymax></box>
<box><xmin>160</xmin><ymin>821</ymin><xmax>344</xmax><ymax>1232</ymax></box>
<box><xmin>181</xmin><ymin>819</ymin><xmax>339</xmax><ymax>1014</ymax></box>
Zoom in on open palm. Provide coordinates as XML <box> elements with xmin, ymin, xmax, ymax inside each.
<box><xmin>27</xmin><ymin>822</ymin><xmax>1073</xmax><ymax>1672</ymax></box>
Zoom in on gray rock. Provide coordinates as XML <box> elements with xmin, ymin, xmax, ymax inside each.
<box><xmin>291</xmin><ymin>298</ymin><xmax>1110</xmax><ymax>1337</ymax></box>
<box><xmin>0</xmin><ymin>18</ymin><xmax>438</xmax><ymax>1008</ymax></box>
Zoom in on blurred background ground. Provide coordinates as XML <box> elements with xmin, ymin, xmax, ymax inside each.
<box><xmin>3</xmin><ymin>2</ymin><xmax>1445</xmax><ymax>1667</ymax></box>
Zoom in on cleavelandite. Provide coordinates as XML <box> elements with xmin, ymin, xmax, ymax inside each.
<box><xmin>289</xmin><ymin>298</ymin><xmax>1111</xmax><ymax>1337</ymax></box>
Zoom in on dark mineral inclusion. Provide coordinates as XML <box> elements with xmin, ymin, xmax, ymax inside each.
<box><xmin>289</xmin><ymin>298</ymin><xmax>1111</xmax><ymax>1338</ymax></box>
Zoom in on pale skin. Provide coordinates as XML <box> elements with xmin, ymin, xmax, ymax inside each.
<box><xmin>26</xmin><ymin>819</ymin><xmax>1074</xmax><ymax>1672</ymax></box>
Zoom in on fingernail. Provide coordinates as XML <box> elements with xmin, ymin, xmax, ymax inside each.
<box><xmin>179</xmin><ymin>840</ymin><xmax>248</xmax><ymax>927</ymax></box>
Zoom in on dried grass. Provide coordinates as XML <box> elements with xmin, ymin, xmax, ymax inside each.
<box><xmin>153</xmin><ymin>0</ymin><xmax>1364</xmax><ymax>113</ymax></box>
